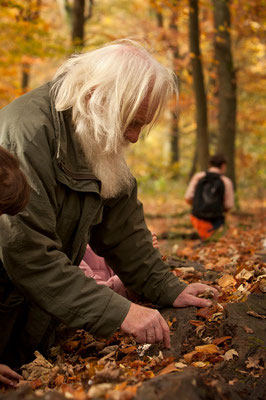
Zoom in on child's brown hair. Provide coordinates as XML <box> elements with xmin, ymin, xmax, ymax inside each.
<box><xmin>0</xmin><ymin>146</ymin><xmax>30</xmax><ymax>215</ymax></box>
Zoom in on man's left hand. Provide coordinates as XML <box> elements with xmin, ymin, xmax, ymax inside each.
<box><xmin>173</xmin><ymin>283</ymin><xmax>219</xmax><ymax>308</ymax></box>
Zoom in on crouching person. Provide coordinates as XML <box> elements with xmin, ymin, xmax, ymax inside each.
<box><xmin>0</xmin><ymin>40</ymin><xmax>218</xmax><ymax>369</ymax></box>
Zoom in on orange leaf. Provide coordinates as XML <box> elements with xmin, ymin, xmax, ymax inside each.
<box><xmin>183</xmin><ymin>350</ymin><xmax>198</xmax><ymax>363</ymax></box>
<box><xmin>157</xmin><ymin>362</ymin><xmax>178</xmax><ymax>376</ymax></box>
<box><xmin>212</xmin><ymin>336</ymin><xmax>232</xmax><ymax>345</ymax></box>
<box><xmin>130</xmin><ymin>360</ymin><xmax>146</xmax><ymax>368</ymax></box>
<box><xmin>120</xmin><ymin>346</ymin><xmax>137</xmax><ymax>354</ymax></box>
<box><xmin>195</xmin><ymin>344</ymin><xmax>220</xmax><ymax>354</ymax></box>
<box><xmin>62</xmin><ymin>340</ymin><xmax>80</xmax><ymax>352</ymax></box>
<box><xmin>30</xmin><ymin>379</ymin><xmax>43</xmax><ymax>389</ymax></box>
<box><xmin>218</xmin><ymin>274</ymin><xmax>237</xmax><ymax>288</ymax></box>
<box><xmin>189</xmin><ymin>320</ymin><xmax>205</xmax><ymax>327</ymax></box>
<box><xmin>196</xmin><ymin>307</ymin><xmax>214</xmax><ymax>320</ymax></box>
<box><xmin>54</xmin><ymin>374</ymin><xmax>64</xmax><ymax>386</ymax></box>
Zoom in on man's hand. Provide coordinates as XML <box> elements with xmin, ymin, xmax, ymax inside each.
<box><xmin>0</xmin><ymin>364</ymin><xmax>22</xmax><ymax>387</ymax></box>
<box><xmin>173</xmin><ymin>283</ymin><xmax>219</xmax><ymax>308</ymax></box>
<box><xmin>121</xmin><ymin>302</ymin><xmax>170</xmax><ymax>349</ymax></box>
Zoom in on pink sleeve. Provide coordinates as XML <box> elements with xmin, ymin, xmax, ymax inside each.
<box><xmin>222</xmin><ymin>176</ymin><xmax>234</xmax><ymax>210</ymax></box>
<box><xmin>79</xmin><ymin>259</ymin><xmax>105</xmax><ymax>281</ymax></box>
<box><xmin>80</xmin><ymin>260</ymin><xmax>129</xmax><ymax>298</ymax></box>
<box><xmin>185</xmin><ymin>172</ymin><xmax>205</xmax><ymax>200</ymax></box>
<box><xmin>79</xmin><ymin>246</ymin><xmax>130</xmax><ymax>299</ymax></box>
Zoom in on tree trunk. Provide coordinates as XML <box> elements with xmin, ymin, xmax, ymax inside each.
<box><xmin>72</xmin><ymin>0</ymin><xmax>85</xmax><ymax>47</ymax></box>
<box><xmin>213</xmin><ymin>0</ymin><xmax>237</xmax><ymax>187</ymax></box>
<box><xmin>20</xmin><ymin>0</ymin><xmax>42</xmax><ymax>93</ymax></box>
<box><xmin>154</xmin><ymin>9</ymin><xmax>179</xmax><ymax>172</ymax></box>
<box><xmin>189</xmin><ymin>0</ymin><xmax>209</xmax><ymax>171</ymax></box>
<box><xmin>21</xmin><ymin>63</ymin><xmax>30</xmax><ymax>93</ymax></box>
<box><xmin>169</xmin><ymin>12</ymin><xmax>179</xmax><ymax>169</ymax></box>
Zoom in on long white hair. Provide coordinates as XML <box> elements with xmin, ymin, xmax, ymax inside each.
<box><xmin>51</xmin><ymin>39</ymin><xmax>178</xmax><ymax>154</ymax></box>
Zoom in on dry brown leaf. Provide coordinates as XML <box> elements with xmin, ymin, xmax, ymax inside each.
<box><xmin>94</xmin><ymin>365</ymin><xmax>122</xmax><ymax>382</ymax></box>
<box><xmin>108</xmin><ymin>384</ymin><xmax>139</xmax><ymax>400</ymax></box>
<box><xmin>191</xmin><ymin>361</ymin><xmax>209</xmax><ymax>368</ymax></box>
<box><xmin>243</xmin><ymin>326</ymin><xmax>254</xmax><ymax>334</ymax></box>
<box><xmin>218</xmin><ymin>274</ymin><xmax>237</xmax><ymax>288</ymax></box>
<box><xmin>235</xmin><ymin>269</ymin><xmax>254</xmax><ymax>280</ymax></box>
<box><xmin>157</xmin><ymin>362</ymin><xmax>178</xmax><ymax>376</ymax></box>
<box><xmin>195</xmin><ymin>344</ymin><xmax>220</xmax><ymax>354</ymax></box>
<box><xmin>189</xmin><ymin>320</ymin><xmax>205</xmax><ymax>327</ymax></box>
<box><xmin>21</xmin><ymin>351</ymin><xmax>54</xmax><ymax>383</ymax></box>
<box><xmin>180</xmin><ymin>247</ymin><xmax>194</xmax><ymax>257</ymax></box>
<box><xmin>29</xmin><ymin>379</ymin><xmax>43</xmax><ymax>389</ymax></box>
<box><xmin>196</xmin><ymin>307</ymin><xmax>214</xmax><ymax>320</ymax></box>
<box><xmin>229</xmin><ymin>378</ymin><xmax>238</xmax><ymax>385</ymax></box>
<box><xmin>195</xmin><ymin>325</ymin><xmax>206</xmax><ymax>337</ymax></box>
<box><xmin>202</xmin><ymin>336</ymin><xmax>213</xmax><ymax>344</ymax></box>
<box><xmin>175</xmin><ymin>362</ymin><xmax>187</xmax><ymax>369</ymax></box>
<box><xmin>247</xmin><ymin>310</ymin><xmax>266</xmax><ymax>319</ymax></box>
<box><xmin>88</xmin><ymin>383</ymin><xmax>114</xmax><ymax>398</ymax></box>
<box><xmin>167</xmin><ymin>317</ymin><xmax>177</xmax><ymax>328</ymax></box>
<box><xmin>62</xmin><ymin>340</ymin><xmax>80</xmax><ymax>352</ymax></box>
<box><xmin>99</xmin><ymin>345</ymin><xmax>119</xmax><ymax>355</ymax></box>
<box><xmin>197</xmin><ymin>290</ymin><xmax>215</xmax><ymax>299</ymax></box>
<box><xmin>54</xmin><ymin>374</ymin><xmax>64</xmax><ymax>386</ymax></box>
<box><xmin>223</xmin><ymin>349</ymin><xmax>239</xmax><ymax>361</ymax></box>
<box><xmin>259</xmin><ymin>277</ymin><xmax>266</xmax><ymax>293</ymax></box>
<box><xmin>212</xmin><ymin>336</ymin><xmax>232</xmax><ymax>345</ymax></box>
<box><xmin>205</xmin><ymin>263</ymin><xmax>215</xmax><ymax>270</ymax></box>
<box><xmin>119</xmin><ymin>346</ymin><xmax>137</xmax><ymax>354</ymax></box>
<box><xmin>98</xmin><ymin>350</ymin><xmax>117</xmax><ymax>365</ymax></box>
<box><xmin>245</xmin><ymin>357</ymin><xmax>261</xmax><ymax>369</ymax></box>
<box><xmin>183</xmin><ymin>351</ymin><xmax>198</xmax><ymax>363</ymax></box>
<box><xmin>215</xmin><ymin>257</ymin><xmax>231</xmax><ymax>269</ymax></box>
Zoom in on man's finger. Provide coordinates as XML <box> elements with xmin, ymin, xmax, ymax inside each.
<box><xmin>6</xmin><ymin>370</ymin><xmax>22</xmax><ymax>381</ymax></box>
<box><xmin>159</xmin><ymin>315</ymin><xmax>170</xmax><ymax>349</ymax></box>
<box><xmin>153</xmin><ymin>324</ymin><xmax>163</xmax><ymax>343</ymax></box>
<box><xmin>146</xmin><ymin>327</ymin><xmax>157</xmax><ymax>344</ymax></box>
<box><xmin>0</xmin><ymin>376</ymin><xmax>15</xmax><ymax>387</ymax></box>
<box><xmin>134</xmin><ymin>330</ymin><xmax>146</xmax><ymax>343</ymax></box>
<box><xmin>186</xmin><ymin>295</ymin><xmax>212</xmax><ymax>308</ymax></box>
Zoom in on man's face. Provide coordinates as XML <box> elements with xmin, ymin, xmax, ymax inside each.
<box><xmin>124</xmin><ymin>95</ymin><xmax>154</xmax><ymax>143</ymax></box>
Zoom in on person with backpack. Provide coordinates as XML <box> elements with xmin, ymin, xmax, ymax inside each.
<box><xmin>185</xmin><ymin>154</ymin><xmax>234</xmax><ymax>240</ymax></box>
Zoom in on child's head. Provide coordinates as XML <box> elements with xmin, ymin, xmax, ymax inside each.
<box><xmin>209</xmin><ymin>153</ymin><xmax>227</xmax><ymax>172</ymax></box>
<box><xmin>0</xmin><ymin>146</ymin><xmax>30</xmax><ymax>216</ymax></box>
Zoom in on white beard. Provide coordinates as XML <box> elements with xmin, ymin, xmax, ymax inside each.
<box><xmin>74</xmin><ymin>115</ymin><xmax>134</xmax><ymax>199</ymax></box>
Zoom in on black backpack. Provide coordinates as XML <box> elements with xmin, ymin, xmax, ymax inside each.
<box><xmin>192</xmin><ymin>172</ymin><xmax>225</xmax><ymax>219</ymax></box>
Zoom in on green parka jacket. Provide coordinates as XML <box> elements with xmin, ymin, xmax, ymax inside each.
<box><xmin>0</xmin><ymin>83</ymin><xmax>186</xmax><ymax>366</ymax></box>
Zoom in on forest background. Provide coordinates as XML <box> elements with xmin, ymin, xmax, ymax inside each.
<box><xmin>0</xmin><ymin>0</ymin><xmax>265</xmax><ymax>212</ymax></box>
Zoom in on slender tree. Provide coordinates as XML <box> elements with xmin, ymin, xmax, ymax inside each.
<box><xmin>154</xmin><ymin>7</ymin><xmax>179</xmax><ymax>172</ymax></box>
<box><xmin>189</xmin><ymin>0</ymin><xmax>209</xmax><ymax>170</ymax></box>
<box><xmin>213</xmin><ymin>0</ymin><xmax>237</xmax><ymax>187</ymax></box>
<box><xmin>58</xmin><ymin>0</ymin><xmax>94</xmax><ymax>48</ymax></box>
<box><xmin>21</xmin><ymin>0</ymin><xmax>42</xmax><ymax>93</ymax></box>
<box><xmin>169</xmin><ymin>11</ymin><xmax>180</xmax><ymax>169</ymax></box>
<box><xmin>72</xmin><ymin>0</ymin><xmax>91</xmax><ymax>47</ymax></box>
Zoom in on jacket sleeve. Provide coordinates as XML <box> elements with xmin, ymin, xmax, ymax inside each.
<box><xmin>90</xmin><ymin>181</ymin><xmax>187</xmax><ymax>306</ymax></box>
<box><xmin>0</xmin><ymin>123</ymin><xmax>130</xmax><ymax>338</ymax></box>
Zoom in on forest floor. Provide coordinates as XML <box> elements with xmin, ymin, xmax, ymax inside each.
<box><xmin>0</xmin><ymin>195</ymin><xmax>265</xmax><ymax>400</ymax></box>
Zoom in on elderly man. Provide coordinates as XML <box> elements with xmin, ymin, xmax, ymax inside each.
<box><xmin>0</xmin><ymin>40</ymin><xmax>217</xmax><ymax>367</ymax></box>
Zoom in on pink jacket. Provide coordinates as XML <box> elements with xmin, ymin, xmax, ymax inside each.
<box><xmin>79</xmin><ymin>245</ymin><xmax>129</xmax><ymax>298</ymax></box>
